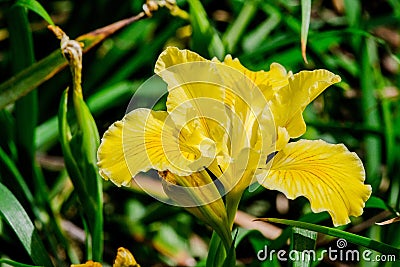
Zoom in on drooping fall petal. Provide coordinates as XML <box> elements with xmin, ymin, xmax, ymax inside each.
<box><xmin>258</xmin><ymin>139</ymin><xmax>372</xmax><ymax>226</ymax></box>
<box><xmin>97</xmin><ymin>108</ymin><xmax>212</xmax><ymax>186</ymax></box>
<box><xmin>97</xmin><ymin>118</ymin><xmax>131</xmax><ymax>186</ymax></box>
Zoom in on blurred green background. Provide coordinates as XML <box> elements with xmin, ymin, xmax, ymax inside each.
<box><xmin>0</xmin><ymin>0</ymin><xmax>399</xmax><ymax>266</ymax></box>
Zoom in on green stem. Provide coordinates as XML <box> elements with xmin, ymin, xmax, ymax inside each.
<box><xmin>226</xmin><ymin>189</ymin><xmax>243</xmax><ymax>230</ymax></box>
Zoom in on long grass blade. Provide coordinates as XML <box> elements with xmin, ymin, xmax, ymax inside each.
<box><xmin>7</xmin><ymin>5</ymin><xmax>37</xmax><ymax>178</ymax></box>
<box><xmin>301</xmin><ymin>0</ymin><xmax>311</xmax><ymax>64</ymax></box>
<box><xmin>360</xmin><ymin>38</ymin><xmax>382</xmax><ymax>191</ymax></box>
<box><xmin>0</xmin><ymin>12</ymin><xmax>146</xmax><ymax>110</ymax></box>
<box><xmin>290</xmin><ymin>227</ymin><xmax>317</xmax><ymax>267</ymax></box>
<box><xmin>0</xmin><ymin>183</ymin><xmax>53</xmax><ymax>267</ymax></box>
<box><xmin>222</xmin><ymin>1</ymin><xmax>258</xmax><ymax>53</ymax></box>
<box><xmin>0</xmin><ymin>259</ymin><xmax>42</xmax><ymax>267</ymax></box>
<box><xmin>15</xmin><ymin>0</ymin><xmax>55</xmax><ymax>26</ymax></box>
<box><xmin>188</xmin><ymin>0</ymin><xmax>225</xmax><ymax>58</ymax></box>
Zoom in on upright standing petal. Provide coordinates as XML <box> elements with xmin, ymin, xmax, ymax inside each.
<box><xmin>217</xmin><ymin>56</ymin><xmax>289</xmax><ymax>101</ymax></box>
<box><xmin>269</xmin><ymin>70</ymin><xmax>341</xmax><ymax>138</ymax></box>
<box><xmin>155</xmin><ymin>47</ymin><xmax>224</xmax><ymax>112</ymax></box>
<box><xmin>258</xmin><ymin>139</ymin><xmax>372</xmax><ymax>226</ymax></box>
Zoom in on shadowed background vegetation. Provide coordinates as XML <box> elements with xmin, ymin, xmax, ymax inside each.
<box><xmin>0</xmin><ymin>0</ymin><xmax>399</xmax><ymax>266</ymax></box>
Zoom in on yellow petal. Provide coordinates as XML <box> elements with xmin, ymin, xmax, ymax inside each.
<box><xmin>97</xmin><ymin>119</ymin><xmax>131</xmax><ymax>186</ymax></box>
<box><xmin>97</xmin><ymin>108</ymin><xmax>209</xmax><ymax>186</ymax></box>
<box><xmin>71</xmin><ymin>261</ymin><xmax>102</xmax><ymax>267</ymax></box>
<box><xmin>113</xmin><ymin>247</ymin><xmax>140</xmax><ymax>267</ymax></box>
<box><xmin>270</xmin><ymin>70</ymin><xmax>341</xmax><ymax>138</ymax></box>
<box><xmin>154</xmin><ymin>47</ymin><xmax>223</xmax><ymax>112</ymax></box>
<box><xmin>155</xmin><ymin>47</ymin><xmax>227</xmax><ymax>140</ymax></box>
<box><xmin>155</xmin><ymin>46</ymin><xmax>207</xmax><ymax>74</ymax></box>
<box><xmin>160</xmin><ymin>170</ymin><xmax>224</xmax><ymax>207</ymax></box>
<box><xmin>259</xmin><ymin>139</ymin><xmax>372</xmax><ymax>226</ymax></box>
<box><xmin>218</xmin><ymin>55</ymin><xmax>289</xmax><ymax>101</ymax></box>
<box><xmin>155</xmin><ymin>47</ymin><xmax>275</xmax><ymax>167</ymax></box>
<box><xmin>160</xmin><ymin>170</ymin><xmax>232</xmax><ymax>247</ymax></box>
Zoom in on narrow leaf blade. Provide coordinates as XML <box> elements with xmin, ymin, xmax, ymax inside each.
<box><xmin>291</xmin><ymin>227</ymin><xmax>317</xmax><ymax>267</ymax></box>
<box><xmin>0</xmin><ymin>183</ymin><xmax>53</xmax><ymax>267</ymax></box>
<box><xmin>0</xmin><ymin>13</ymin><xmax>146</xmax><ymax>110</ymax></box>
<box><xmin>15</xmin><ymin>0</ymin><xmax>55</xmax><ymax>25</ymax></box>
<box><xmin>301</xmin><ymin>0</ymin><xmax>311</xmax><ymax>63</ymax></box>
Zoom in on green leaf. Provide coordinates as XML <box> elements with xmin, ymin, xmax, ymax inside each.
<box><xmin>242</xmin><ymin>3</ymin><xmax>281</xmax><ymax>53</ymax></box>
<box><xmin>99</xmin><ymin>21</ymin><xmax>181</xmax><ymax>89</ymax></box>
<box><xmin>188</xmin><ymin>0</ymin><xmax>225</xmax><ymax>59</ymax></box>
<box><xmin>7</xmin><ymin>4</ymin><xmax>38</xmax><ymax>177</ymax></box>
<box><xmin>73</xmin><ymin>93</ymin><xmax>100</xmax><ymax>167</ymax></box>
<box><xmin>0</xmin><ymin>147</ymin><xmax>71</xmax><ymax>264</ymax></box>
<box><xmin>71</xmin><ymin>92</ymin><xmax>103</xmax><ymax>261</ymax></box>
<box><xmin>0</xmin><ymin>13</ymin><xmax>147</xmax><ymax>110</ymax></box>
<box><xmin>290</xmin><ymin>227</ymin><xmax>317</xmax><ymax>267</ymax></box>
<box><xmin>152</xmin><ymin>224</ymin><xmax>190</xmax><ymax>262</ymax></box>
<box><xmin>15</xmin><ymin>0</ymin><xmax>55</xmax><ymax>26</ymax></box>
<box><xmin>58</xmin><ymin>88</ymin><xmax>103</xmax><ymax>261</ymax></box>
<box><xmin>58</xmin><ymin>88</ymin><xmax>92</xmax><ymax>249</ymax></box>
<box><xmin>269</xmin><ymin>212</ymin><xmax>330</xmax><ymax>251</ymax></box>
<box><xmin>206</xmin><ymin>231</ymin><xmax>226</xmax><ymax>267</ymax></box>
<box><xmin>343</xmin><ymin>0</ymin><xmax>361</xmax><ymax>27</ymax></box>
<box><xmin>360</xmin><ymin>38</ymin><xmax>382</xmax><ymax>191</ymax></box>
<box><xmin>259</xmin><ymin>218</ymin><xmax>400</xmax><ymax>258</ymax></box>
<box><xmin>365</xmin><ymin>196</ymin><xmax>390</xmax><ymax>210</ymax></box>
<box><xmin>58</xmin><ymin>88</ymin><xmax>87</xmax><ymax>202</ymax></box>
<box><xmin>0</xmin><ymin>183</ymin><xmax>53</xmax><ymax>267</ymax></box>
<box><xmin>301</xmin><ymin>0</ymin><xmax>311</xmax><ymax>63</ymax></box>
<box><xmin>0</xmin><ymin>50</ymin><xmax>66</xmax><ymax>110</ymax></box>
<box><xmin>0</xmin><ymin>259</ymin><xmax>42</xmax><ymax>267</ymax></box>
<box><xmin>36</xmin><ymin>80</ymin><xmax>141</xmax><ymax>151</ymax></box>
<box><xmin>0</xmin><ymin>146</ymin><xmax>34</xmax><ymax>204</ymax></box>
<box><xmin>222</xmin><ymin>0</ymin><xmax>258</xmax><ymax>53</ymax></box>
<box><xmin>222</xmin><ymin>230</ymin><xmax>237</xmax><ymax>267</ymax></box>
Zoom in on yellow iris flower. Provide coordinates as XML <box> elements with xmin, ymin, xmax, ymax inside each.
<box><xmin>97</xmin><ymin>47</ymin><xmax>371</xmax><ymax>235</ymax></box>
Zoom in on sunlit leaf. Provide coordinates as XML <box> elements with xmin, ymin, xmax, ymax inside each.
<box><xmin>15</xmin><ymin>0</ymin><xmax>55</xmax><ymax>26</ymax></box>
